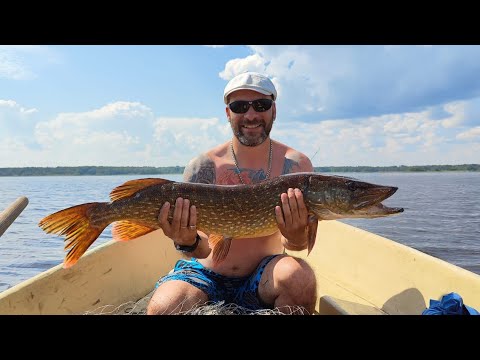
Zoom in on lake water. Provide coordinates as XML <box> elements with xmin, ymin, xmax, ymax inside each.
<box><xmin>0</xmin><ymin>172</ymin><xmax>479</xmax><ymax>292</ymax></box>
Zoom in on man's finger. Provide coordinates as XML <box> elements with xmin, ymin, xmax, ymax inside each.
<box><xmin>189</xmin><ymin>205</ymin><xmax>197</xmax><ymax>231</ymax></box>
<box><xmin>171</xmin><ymin>197</ymin><xmax>183</xmax><ymax>229</ymax></box>
<box><xmin>180</xmin><ymin>199</ymin><xmax>190</xmax><ymax>229</ymax></box>
<box><xmin>281</xmin><ymin>192</ymin><xmax>293</xmax><ymax>225</ymax></box>
<box><xmin>295</xmin><ymin>188</ymin><xmax>308</xmax><ymax>219</ymax></box>
<box><xmin>287</xmin><ymin>188</ymin><xmax>300</xmax><ymax>220</ymax></box>
<box><xmin>158</xmin><ymin>202</ymin><xmax>171</xmax><ymax>233</ymax></box>
<box><xmin>275</xmin><ymin>206</ymin><xmax>286</xmax><ymax>231</ymax></box>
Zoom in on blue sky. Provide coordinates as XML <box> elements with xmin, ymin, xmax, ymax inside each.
<box><xmin>1</xmin><ymin>45</ymin><xmax>479</xmax><ymax>167</ymax></box>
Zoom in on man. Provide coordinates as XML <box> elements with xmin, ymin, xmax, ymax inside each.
<box><xmin>147</xmin><ymin>72</ymin><xmax>317</xmax><ymax>315</ymax></box>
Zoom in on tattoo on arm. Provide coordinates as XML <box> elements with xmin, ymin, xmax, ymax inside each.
<box><xmin>183</xmin><ymin>154</ymin><xmax>216</xmax><ymax>184</ymax></box>
<box><xmin>282</xmin><ymin>151</ymin><xmax>313</xmax><ymax>174</ymax></box>
<box><xmin>282</xmin><ymin>158</ymin><xmax>300</xmax><ymax>175</ymax></box>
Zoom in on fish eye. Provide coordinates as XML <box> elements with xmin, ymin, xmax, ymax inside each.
<box><xmin>346</xmin><ymin>181</ymin><xmax>357</xmax><ymax>191</ymax></box>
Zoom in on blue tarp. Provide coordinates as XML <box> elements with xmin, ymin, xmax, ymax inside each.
<box><xmin>422</xmin><ymin>292</ymin><xmax>479</xmax><ymax>315</ymax></box>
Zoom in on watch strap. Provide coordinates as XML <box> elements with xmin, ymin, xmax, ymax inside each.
<box><xmin>175</xmin><ymin>233</ymin><xmax>201</xmax><ymax>253</ymax></box>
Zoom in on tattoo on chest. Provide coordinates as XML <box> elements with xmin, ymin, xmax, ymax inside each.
<box><xmin>218</xmin><ymin>166</ymin><xmax>268</xmax><ymax>185</ymax></box>
<box><xmin>282</xmin><ymin>158</ymin><xmax>300</xmax><ymax>174</ymax></box>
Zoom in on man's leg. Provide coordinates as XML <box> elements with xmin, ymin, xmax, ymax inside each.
<box><xmin>147</xmin><ymin>280</ymin><xmax>209</xmax><ymax>315</ymax></box>
<box><xmin>257</xmin><ymin>254</ymin><xmax>317</xmax><ymax>314</ymax></box>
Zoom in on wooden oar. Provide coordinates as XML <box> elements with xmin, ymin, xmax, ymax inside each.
<box><xmin>0</xmin><ymin>196</ymin><xmax>29</xmax><ymax>237</ymax></box>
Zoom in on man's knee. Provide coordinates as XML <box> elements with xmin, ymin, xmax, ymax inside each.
<box><xmin>146</xmin><ymin>280</ymin><xmax>208</xmax><ymax>315</ymax></box>
<box><xmin>275</xmin><ymin>256</ymin><xmax>317</xmax><ymax>301</ymax></box>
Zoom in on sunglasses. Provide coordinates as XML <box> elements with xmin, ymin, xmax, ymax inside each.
<box><xmin>228</xmin><ymin>99</ymin><xmax>273</xmax><ymax>114</ymax></box>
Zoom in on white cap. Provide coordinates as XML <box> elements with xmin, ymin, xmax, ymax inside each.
<box><xmin>223</xmin><ymin>72</ymin><xmax>277</xmax><ymax>104</ymax></box>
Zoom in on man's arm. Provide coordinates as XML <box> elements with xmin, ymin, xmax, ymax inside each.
<box><xmin>183</xmin><ymin>153</ymin><xmax>216</xmax><ymax>183</ymax></box>
<box><xmin>158</xmin><ymin>154</ymin><xmax>215</xmax><ymax>258</ymax></box>
<box><xmin>281</xmin><ymin>151</ymin><xmax>313</xmax><ymax>175</ymax></box>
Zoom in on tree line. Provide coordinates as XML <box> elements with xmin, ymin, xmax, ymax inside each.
<box><xmin>0</xmin><ymin>164</ymin><xmax>479</xmax><ymax>176</ymax></box>
<box><xmin>0</xmin><ymin>166</ymin><xmax>185</xmax><ymax>176</ymax></box>
<box><xmin>313</xmin><ymin>164</ymin><xmax>480</xmax><ymax>172</ymax></box>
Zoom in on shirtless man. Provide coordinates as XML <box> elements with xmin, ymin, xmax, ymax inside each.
<box><xmin>147</xmin><ymin>72</ymin><xmax>317</xmax><ymax>314</ymax></box>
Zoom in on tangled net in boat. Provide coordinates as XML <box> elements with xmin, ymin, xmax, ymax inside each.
<box><xmin>83</xmin><ymin>291</ymin><xmax>308</xmax><ymax>315</ymax></box>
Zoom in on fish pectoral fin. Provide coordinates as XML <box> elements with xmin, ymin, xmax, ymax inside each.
<box><xmin>110</xmin><ymin>178</ymin><xmax>173</xmax><ymax>201</ymax></box>
<box><xmin>306</xmin><ymin>214</ymin><xmax>319</xmax><ymax>255</ymax></box>
<box><xmin>208</xmin><ymin>234</ymin><xmax>232</xmax><ymax>264</ymax></box>
<box><xmin>112</xmin><ymin>221</ymin><xmax>156</xmax><ymax>241</ymax></box>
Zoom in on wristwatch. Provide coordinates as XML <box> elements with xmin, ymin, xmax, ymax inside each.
<box><xmin>175</xmin><ymin>233</ymin><xmax>201</xmax><ymax>253</ymax></box>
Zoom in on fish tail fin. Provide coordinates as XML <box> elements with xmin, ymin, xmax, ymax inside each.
<box><xmin>306</xmin><ymin>214</ymin><xmax>319</xmax><ymax>255</ymax></box>
<box><xmin>112</xmin><ymin>220</ymin><xmax>156</xmax><ymax>241</ymax></box>
<box><xmin>38</xmin><ymin>202</ymin><xmax>109</xmax><ymax>269</ymax></box>
<box><xmin>208</xmin><ymin>234</ymin><xmax>232</xmax><ymax>264</ymax></box>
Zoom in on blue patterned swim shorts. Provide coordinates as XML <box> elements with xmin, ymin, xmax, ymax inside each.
<box><xmin>155</xmin><ymin>254</ymin><xmax>280</xmax><ymax>310</ymax></box>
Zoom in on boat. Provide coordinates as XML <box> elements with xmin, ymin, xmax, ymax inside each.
<box><xmin>1</xmin><ymin>218</ymin><xmax>479</xmax><ymax>315</ymax></box>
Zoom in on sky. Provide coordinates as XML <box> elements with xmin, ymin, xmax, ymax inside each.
<box><xmin>1</xmin><ymin>45</ymin><xmax>479</xmax><ymax>168</ymax></box>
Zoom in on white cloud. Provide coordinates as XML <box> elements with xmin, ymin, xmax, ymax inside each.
<box><xmin>1</xmin><ymin>95</ymin><xmax>479</xmax><ymax>167</ymax></box>
<box><xmin>10</xmin><ymin>101</ymin><xmax>154</xmax><ymax>166</ymax></box>
<box><xmin>218</xmin><ymin>45</ymin><xmax>480</xmax><ymax>122</ymax></box>
<box><xmin>456</xmin><ymin>126</ymin><xmax>480</xmax><ymax>140</ymax></box>
<box><xmin>270</xmin><ymin>102</ymin><xmax>479</xmax><ymax>166</ymax></box>
<box><xmin>152</xmin><ymin>117</ymin><xmax>231</xmax><ymax>165</ymax></box>
<box><xmin>219</xmin><ymin>54</ymin><xmax>268</xmax><ymax>80</ymax></box>
<box><xmin>0</xmin><ymin>101</ymin><xmax>234</xmax><ymax>167</ymax></box>
<box><xmin>0</xmin><ymin>99</ymin><xmax>38</xmax><ymax>114</ymax></box>
<box><xmin>442</xmin><ymin>101</ymin><xmax>466</xmax><ymax>128</ymax></box>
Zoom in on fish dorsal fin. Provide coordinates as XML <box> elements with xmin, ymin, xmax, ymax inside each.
<box><xmin>112</xmin><ymin>220</ymin><xmax>156</xmax><ymax>241</ymax></box>
<box><xmin>208</xmin><ymin>234</ymin><xmax>232</xmax><ymax>264</ymax></box>
<box><xmin>110</xmin><ymin>178</ymin><xmax>173</xmax><ymax>201</ymax></box>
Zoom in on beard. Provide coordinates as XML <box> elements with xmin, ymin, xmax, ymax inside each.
<box><xmin>230</xmin><ymin>117</ymin><xmax>274</xmax><ymax>147</ymax></box>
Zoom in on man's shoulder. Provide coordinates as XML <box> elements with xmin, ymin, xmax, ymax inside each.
<box><xmin>184</xmin><ymin>153</ymin><xmax>216</xmax><ymax>183</ymax></box>
<box><xmin>184</xmin><ymin>142</ymin><xmax>230</xmax><ymax>183</ymax></box>
<box><xmin>275</xmin><ymin>141</ymin><xmax>313</xmax><ymax>173</ymax></box>
<box><xmin>186</xmin><ymin>152</ymin><xmax>213</xmax><ymax>167</ymax></box>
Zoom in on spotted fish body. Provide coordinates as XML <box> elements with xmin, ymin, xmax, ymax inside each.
<box><xmin>39</xmin><ymin>172</ymin><xmax>403</xmax><ymax>268</ymax></box>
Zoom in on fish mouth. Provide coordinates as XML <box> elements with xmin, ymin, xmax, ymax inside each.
<box><xmin>373</xmin><ymin>203</ymin><xmax>404</xmax><ymax>215</ymax></box>
<box><xmin>353</xmin><ymin>186</ymin><xmax>398</xmax><ymax>210</ymax></box>
<box><xmin>356</xmin><ymin>203</ymin><xmax>404</xmax><ymax>218</ymax></box>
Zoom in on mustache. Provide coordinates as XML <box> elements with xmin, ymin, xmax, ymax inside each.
<box><xmin>239</xmin><ymin>120</ymin><xmax>266</xmax><ymax>127</ymax></box>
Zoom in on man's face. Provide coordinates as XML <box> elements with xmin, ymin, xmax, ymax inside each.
<box><xmin>226</xmin><ymin>89</ymin><xmax>276</xmax><ymax>147</ymax></box>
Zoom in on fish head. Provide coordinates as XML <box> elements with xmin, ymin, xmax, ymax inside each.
<box><xmin>305</xmin><ymin>174</ymin><xmax>404</xmax><ymax>219</ymax></box>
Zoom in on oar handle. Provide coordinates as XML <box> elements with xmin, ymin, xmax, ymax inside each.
<box><xmin>0</xmin><ymin>196</ymin><xmax>29</xmax><ymax>237</ymax></box>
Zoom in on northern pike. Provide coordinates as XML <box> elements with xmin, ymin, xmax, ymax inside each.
<box><xmin>38</xmin><ymin>172</ymin><xmax>403</xmax><ymax>268</ymax></box>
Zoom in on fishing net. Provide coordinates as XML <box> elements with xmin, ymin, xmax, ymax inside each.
<box><xmin>83</xmin><ymin>290</ymin><xmax>309</xmax><ymax>315</ymax></box>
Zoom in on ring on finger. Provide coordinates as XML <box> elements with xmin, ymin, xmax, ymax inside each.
<box><xmin>189</xmin><ymin>225</ymin><xmax>196</xmax><ymax>230</ymax></box>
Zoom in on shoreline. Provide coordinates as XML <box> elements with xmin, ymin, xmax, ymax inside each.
<box><xmin>0</xmin><ymin>164</ymin><xmax>479</xmax><ymax>176</ymax></box>
<box><xmin>1</xmin><ymin>169</ymin><xmax>480</xmax><ymax>177</ymax></box>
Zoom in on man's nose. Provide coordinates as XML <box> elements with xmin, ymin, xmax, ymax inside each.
<box><xmin>243</xmin><ymin>105</ymin><xmax>258</xmax><ymax>120</ymax></box>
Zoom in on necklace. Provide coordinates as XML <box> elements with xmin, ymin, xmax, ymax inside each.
<box><xmin>230</xmin><ymin>138</ymin><xmax>273</xmax><ymax>185</ymax></box>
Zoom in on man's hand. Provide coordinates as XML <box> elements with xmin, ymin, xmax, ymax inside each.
<box><xmin>275</xmin><ymin>188</ymin><xmax>310</xmax><ymax>250</ymax></box>
<box><xmin>158</xmin><ymin>197</ymin><xmax>197</xmax><ymax>246</ymax></box>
